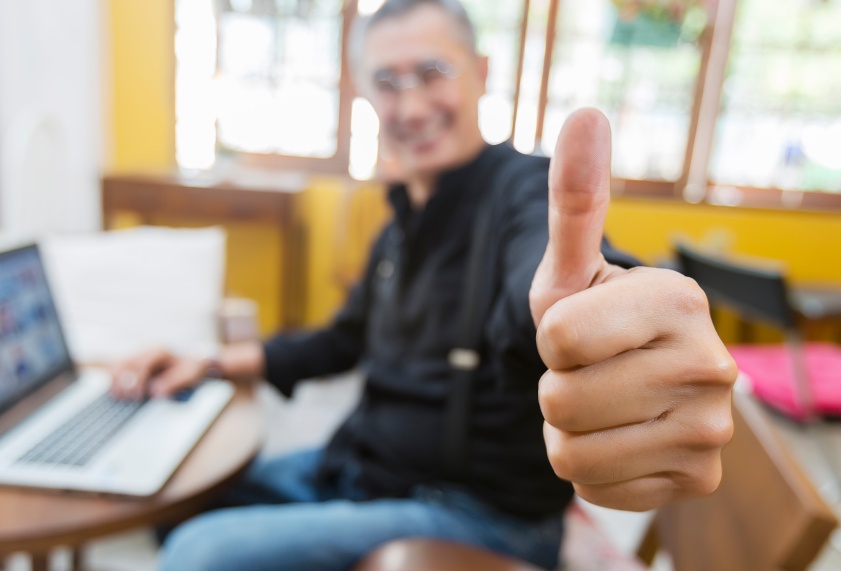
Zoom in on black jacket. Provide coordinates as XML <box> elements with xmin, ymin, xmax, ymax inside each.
<box><xmin>263</xmin><ymin>143</ymin><xmax>637</xmax><ymax>518</ymax></box>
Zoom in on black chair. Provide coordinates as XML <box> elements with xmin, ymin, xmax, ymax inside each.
<box><xmin>675</xmin><ymin>241</ymin><xmax>841</xmax><ymax>421</ymax></box>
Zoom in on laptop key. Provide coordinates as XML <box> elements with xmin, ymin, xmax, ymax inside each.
<box><xmin>17</xmin><ymin>394</ymin><xmax>146</xmax><ymax>468</ymax></box>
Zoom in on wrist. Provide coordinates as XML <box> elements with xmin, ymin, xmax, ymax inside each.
<box><xmin>213</xmin><ymin>342</ymin><xmax>265</xmax><ymax>382</ymax></box>
<box><xmin>203</xmin><ymin>355</ymin><xmax>225</xmax><ymax>379</ymax></box>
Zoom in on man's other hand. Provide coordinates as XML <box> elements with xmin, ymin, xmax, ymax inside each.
<box><xmin>109</xmin><ymin>348</ymin><xmax>209</xmax><ymax>400</ymax></box>
<box><xmin>529</xmin><ymin>108</ymin><xmax>737</xmax><ymax>512</ymax></box>
<box><xmin>109</xmin><ymin>343</ymin><xmax>265</xmax><ymax>400</ymax></box>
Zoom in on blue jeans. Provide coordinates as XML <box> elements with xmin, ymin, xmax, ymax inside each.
<box><xmin>159</xmin><ymin>448</ymin><xmax>564</xmax><ymax>571</ymax></box>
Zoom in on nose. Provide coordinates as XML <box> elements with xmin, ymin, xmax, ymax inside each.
<box><xmin>395</xmin><ymin>86</ymin><xmax>433</xmax><ymax>124</ymax></box>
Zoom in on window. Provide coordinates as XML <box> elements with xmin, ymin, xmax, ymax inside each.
<box><xmin>176</xmin><ymin>0</ymin><xmax>530</xmax><ymax>177</ymax></box>
<box><xmin>176</xmin><ymin>0</ymin><xmax>352</xmax><ymax>173</ymax></box>
<box><xmin>708</xmin><ymin>0</ymin><xmax>841</xmax><ymax>206</ymax></box>
<box><xmin>175</xmin><ymin>0</ymin><xmax>841</xmax><ymax>209</ymax></box>
<box><xmin>462</xmin><ymin>0</ymin><xmax>528</xmax><ymax>144</ymax></box>
<box><xmin>543</xmin><ymin>0</ymin><xmax>705</xmax><ymax>184</ymax></box>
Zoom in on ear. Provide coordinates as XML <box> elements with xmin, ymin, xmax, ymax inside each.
<box><xmin>350</xmin><ymin>65</ymin><xmax>369</xmax><ymax>101</ymax></box>
<box><xmin>477</xmin><ymin>54</ymin><xmax>489</xmax><ymax>93</ymax></box>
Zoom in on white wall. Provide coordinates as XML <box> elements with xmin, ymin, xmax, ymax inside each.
<box><xmin>0</xmin><ymin>0</ymin><xmax>104</xmax><ymax>243</ymax></box>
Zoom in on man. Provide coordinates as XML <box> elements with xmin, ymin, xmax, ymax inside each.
<box><xmin>112</xmin><ymin>0</ymin><xmax>736</xmax><ymax>569</ymax></box>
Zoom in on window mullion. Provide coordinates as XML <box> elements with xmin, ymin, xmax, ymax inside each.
<box><xmin>510</xmin><ymin>0</ymin><xmax>532</xmax><ymax>138</ymax></box>
<box><xmin>682</xmin><ymin>0</ymin><xmax>739</xmax><ymax>203</ymax></box>
<box><xmin>534</xmin><ymin>0</ymin><xmax>561</xmax><ymax>149</ymax></box>
<box><xmin>335</xmin><ymin>0</ymin><xmax>359</xmax><ymax>170</ymax></box>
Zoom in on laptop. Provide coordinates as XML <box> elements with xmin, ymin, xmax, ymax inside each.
<box><xmin>0</xmin><ymin>244</ymin><xmax>234</xmax><ymax>496</ymax></box>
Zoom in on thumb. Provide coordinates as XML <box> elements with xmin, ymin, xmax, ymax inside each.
<box><xmin>530</xmin><ymin>108</ymin><xmax>612</xmax><ymax>326</ymax></box>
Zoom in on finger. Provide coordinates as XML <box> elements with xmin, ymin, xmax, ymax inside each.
<box><xmin>536</xmin><ymin>268</ymin><xmax>708</xmax><ymax>369</ymax></box>
<box><xmin>148</xmin><ymin>360</ymin><xmax>204</xmax><ymax>398</ymax></box>
<box><xmin>109</xmin><ymin>349</ymin><xmax>173</xmax><ymax>400</ymax></box>
<box><xmin>538</xmin><ymin>342</ymin><xmax>733</xmax><ymax>432</ymax></box>
<box><xmin>110</xmin><ymin>361</ymin><xmax>151</xmax><ymax>400</ymax></box>
<box><xmin>109</xmin><ymin>365</ymin><xmax>130</xmax><ymax>399</ymax></box>
<box><xmin>547</xmin><ymin>108</ymin><xmax>612</xmax><ymax>296</ymax></box>
<box><xmin>573</xmin><ymin>463</ymin><xmax>724</xmax><ymax>512</ymax></box>
<box><xmin>542</xmin><ymin>396</ymin><xmax>732</xmax><ymax>487</ymax></box>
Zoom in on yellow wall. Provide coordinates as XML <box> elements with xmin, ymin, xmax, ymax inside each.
<box><xmin>299</xmin><ymin>179</ymin><xmax>389</xmax><ymax>326</ymax></box>
<box><xmin>605</xmin><ymin>198</ymin><xmax>841</xmax><ymax>282</ymax></box>
<box><xmin>107</xmin><ymin>0</ymin><xmax>174</xmax><ymax>171</ymax></box>
<box><xmin>605</xmin><ymin>198</ymin><xmax>841</xmax><ymax>344</ymax></box>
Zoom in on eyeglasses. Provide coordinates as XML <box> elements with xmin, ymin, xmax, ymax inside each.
<box><xmin>370</xmin><ymin>59</ymin><xmax>460</xmax><ymax>97</ymax></box>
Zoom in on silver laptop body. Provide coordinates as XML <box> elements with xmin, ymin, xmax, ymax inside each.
<box><xmin>0</xmin><ymin>244</ymin><xmax>233</xmax><ymax>496</ymax></box>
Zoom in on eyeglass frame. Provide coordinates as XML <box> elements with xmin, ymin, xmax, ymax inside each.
<box><xmin>368</xmin><ymin>59</ymin><xmax>461</xmax><ymax>98</ymax></box>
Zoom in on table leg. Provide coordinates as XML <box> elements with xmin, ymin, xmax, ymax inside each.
<box><xmin>280</xmin><ymin>212</ymin><xmax>307</xmax><ymax>329</ymax></box>
<box><xmin>30</xmin><ymin>552</ymin><xmax>49</xmax><ymax>571</ymax></box>
<box><xmin>72</xmin><ymin>547</ymin><xmax>83</xmax><ymax>570</ymax></box>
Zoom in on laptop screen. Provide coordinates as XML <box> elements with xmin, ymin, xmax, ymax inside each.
<box><xmin>0</xmin><ymin>245</ymin><xmax>74</xmax><ymax>414</ymax></box>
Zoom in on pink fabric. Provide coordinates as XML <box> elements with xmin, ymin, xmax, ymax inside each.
<box><xmin>561</xmin><ymin>502</ymin><xmax>647</xmax><ymax>571</ymax></box>
<box><xmin>729</xmin><ymin>343</ymin><xmax>841</xmax><ymax>420</ymax></box>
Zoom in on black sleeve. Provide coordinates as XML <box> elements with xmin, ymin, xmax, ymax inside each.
<box><xmin>486</xmin><ymin>164</ymin><xmax>552</xmax><ymax>385</ymax></box>
<box><xmin>261</xmin><ymin>231</ymin><xmax>387</xmax><ymax>397</ymax></box>
<box><xmin>487</xmin><ymin>161</ymin><xmax>641</xmax><ymax>387</ymax></box>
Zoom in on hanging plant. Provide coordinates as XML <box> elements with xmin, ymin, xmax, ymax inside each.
<box><xmin>609</xmin><ymin>0</ymin><xmax>710</xmax><ymax>46</ymax></box>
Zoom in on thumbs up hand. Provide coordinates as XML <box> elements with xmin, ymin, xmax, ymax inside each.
<box><xmin>529</xmin><ymin>109</ymin><xmax>737</xmax><ymax>512</ymax></box>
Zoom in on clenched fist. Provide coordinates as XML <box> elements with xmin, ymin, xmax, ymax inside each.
<box><xmin>529</xmin><ymin>108</ymin><xmax>737</xmax><ymax>512</ymax></box>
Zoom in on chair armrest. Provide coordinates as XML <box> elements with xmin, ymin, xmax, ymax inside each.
<box><xmin>353</xmin><ymin>539</ymin><xmax>544</xmax><ymax>571</ymax></box>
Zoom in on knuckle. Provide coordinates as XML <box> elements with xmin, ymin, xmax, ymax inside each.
<box><xmin>692</xmin><ymin>410</ymin><xmax>734</xmax><ymax>450</ymax></box>
<box><xmin>528</xmin><ymin>285</ymin><xmax>545</xmax><ymax>320</ymax></box>
<box><xmin>538</xmin><ymin>303</ymin><xmax>584</xmax><ymax>367</ymax></box>
<box><xmin>146</xmin><ymin>346</ymin><xmax>172</xmax><ymax>363</ymax></box>
<box><xmin>555</xmin><ymin>452</ymin><xmax>595</xmax><ymax>485</ymax></box>
<box><xmin>688</xmin><ymin>456</ymin><xmax>724</xmax><ymax>497</ymax></box>
<box><xmin>692</xmin><ymin>352</ymin><xmax>739</xmax><ymax>386</ymax></box>
<box><xmin>538</xmin><ymin>371</ymin><xmax>575</xmax><ymax>428</ymax></box>
<box><xmin>668</xmin><ymin>276</ymin><xmax>710</xmax><ymax>316</ymax></box>
<box><xmin>544</xmin><ymin>428</ymin><xmax>586</xmax><ymax>483</ymax></box>
<box><xmin>549</xmin><ymin>454</ymin><xmax>584</xmax><ymax>484</ymax></box>
<box><xmin>713</xmin><ymin>353</ymin><xmax>739</xmax><ymax>386</ymax></box>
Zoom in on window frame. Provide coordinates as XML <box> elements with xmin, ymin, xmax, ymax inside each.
<box><xmin>532</xmin><ymin>0</ymin><xmax>841</xmax><ymax>211</ymax></box>
<box><xmin>215</xmin><ymin>0</ymin><xmax>359</xmax><ymax>174</ymax></box>
<box><xmin>189</xmin><ymin>0</ymin><xmax>841</xmax><ymax>211</ymax></box>
<box><xmin>198</xmin><ymin>0</ymin><xmax>534</xmax><ymax>174</ymax></box>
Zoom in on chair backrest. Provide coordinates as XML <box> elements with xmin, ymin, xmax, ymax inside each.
<box><xmin>675</xmin><ymin>242</ymin><xmax>797</xmax><ymax>331</ymax></box>
<box><xmin>638</xmin><ymin>392</ymin><xmax>837</xmax><ymax>571</ymax></box>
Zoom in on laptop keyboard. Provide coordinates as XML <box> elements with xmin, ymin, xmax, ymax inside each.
<box><xmin>16</xmin><ymin>394</ymin><xmax>146</xmax><ymax>468</ymax></box>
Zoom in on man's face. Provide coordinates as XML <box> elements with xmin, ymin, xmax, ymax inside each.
<box><xmin>360</xmin><ymin>5</ymin><xmax>488</xmax><ymax>179</ymax></box>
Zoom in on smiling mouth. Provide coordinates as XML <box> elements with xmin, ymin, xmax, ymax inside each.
<box><xmin>395</xmin><ymin>115</ymin><xmax>451</xmax><ymax>151</ymax></box>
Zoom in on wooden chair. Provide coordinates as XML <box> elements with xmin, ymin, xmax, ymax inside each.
<box><xmin>637</xmin><ymin>392</ymin><xmax>837</xmax><ymax>571</ymax></box>
<box><xmin>354</xmin><ymin>539</ymin><xmax>544</xmax><ymax>571</ymax></box>
<box><xmin>354</xmin><ymin>393</ymin><xmax>837</xmax><ymax>571</ymax></box>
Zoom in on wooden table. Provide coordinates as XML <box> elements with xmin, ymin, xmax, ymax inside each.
<box><xmin>0</xmin><ymin>383</ymin><xmax>264</xmax><ymax>571</ymax></box>
<box><xmin>101</xmin><ymin>170</ymin><xmax>309</xmax><ymax>329</ymax></box>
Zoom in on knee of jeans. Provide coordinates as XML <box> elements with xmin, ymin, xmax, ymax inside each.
<box><xmin>159</xmin><ymin>513</ymin><xmax>239</xmax><ymax>571</ymax></box>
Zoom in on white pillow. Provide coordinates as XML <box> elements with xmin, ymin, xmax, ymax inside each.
<box><xmin>40</xmin><ymin>226</ymin><xmax>226</xmax><ymax>363</ymax></box>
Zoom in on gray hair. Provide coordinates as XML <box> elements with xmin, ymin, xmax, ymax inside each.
<box><xmin>348</xmin><ymin>0</ymin><xmax>478</xmax><ymax>80</ymax></box>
